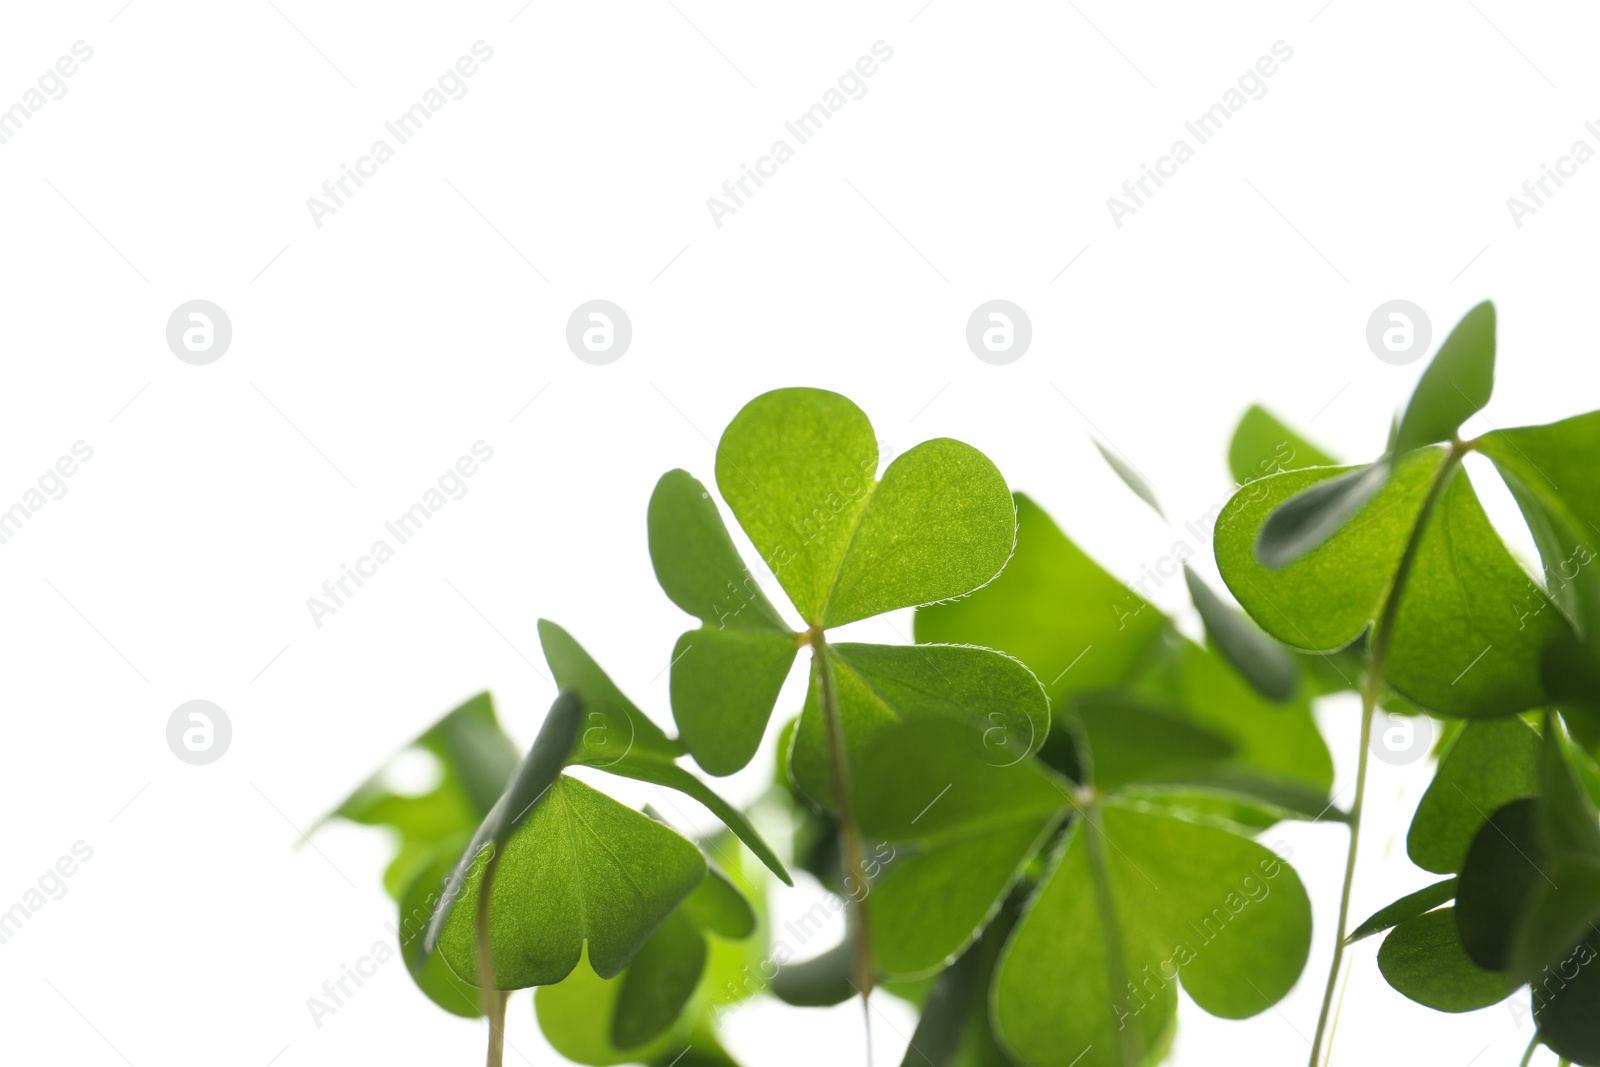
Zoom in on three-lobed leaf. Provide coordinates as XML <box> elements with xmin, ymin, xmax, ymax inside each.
<box><xmin>538</xmin><ymin>620</ymin><xmax>791</xmax><ymax>883</ymax></box>
<box><xmin>653</xmin><ymin>388</ymin><xmax>1018</xmax><ymax>783</ymax></box>
<box><xmin>1218</xmin><ymin>450</ymin><xmax>1572</xmax><ymax>715</ymax></box>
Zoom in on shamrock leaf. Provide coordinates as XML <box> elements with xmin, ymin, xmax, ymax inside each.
<box><xmin>1183</xmin><ymin>565</ymin><xmax>1298</xmax><ymax>703</ymax></box>
<box><xmin>1216</xmin><ymin>448</ymin><xmax>1574</xmax><ymax>715</ymax></box>
<box><xmin>787</xmin><ymin>642</ymin><xmax>1049</xmax><ymax>807</ymax></box>
<box><xmin>421</xmin><ymin>693</ymin><xmax>708</xmax><ymax>991</ymax></box>
<box><xmin>993</xmin><ymin>800</ymin><xmax>1309</xmax><ymax>1067</ymax></box>
<box><xmin>319</xmin><ymin>691</ymin><xmax>519</xmax><ymax>897</ymax></box>
<box><xmin>1407</xmin><ymin>716</ymin><xmax>1541</xmax><ymax>875</ymax></box>
<box><xmin>433</xmin><ymin>773</ymin><xmax>707</xmax><ymax>989</ymax></box>
<box><xmin>852</xmin><ymin>718</ymin><xmax>1312</xmax><ymax>1067</ymax></box>
<box><xmin>714</xmin><ymin>388</ymin><xmax>1015</xmax><ymax>629</ymax></box>
<box><xmin>915</xmin><ymin>493</ymin><xmax>1167</xmax><ymax>709</ymax></box>
<box><xmin>1453</xmin><ymin>719</ymin><xmax>1600</xmax><ymax>983</ymax></box>
<box><xmin>397</xmin><ymin>832</ymin><xmax>489</xmax><ymax>1017</ymax></box>
<box><xmin>538</xmin><ymin>619</ymin><xmax>791</xmax><ymax>883</ymax></box>
<box><xmin>896</xmin><ymin>891</ymin><xmax>1027</xmax><ymax>1067</ymax></box>
<box><xmin>915</xmin><ymin>492</ymin><xmax>1334</xmax><ymax>816</ymax></box>
<box><xmin>854</xmin><ymin>717</ymin><xmax>1065</xmax><ymax>976</ymax></box>
<box><xmin>1477</xmin><ymin>408</ymin><xmax>1600</xmax><ymax>685</ymax></box>
<box><xmin>1348</xmin><ymin>878</ymin><xmax>1458</xmax><ymax>944</ymax></box>
<box><xmin>1227</xmin><ymin>404</ymin><xmax>1336</xmax><ymax>485</ymax></box>
<box><xmin>649</xmin><ymin>387</ymin><xmax>1026</xmax><ymax>791</ymax></box>
<box><xmin>1253</xmin><ymin>302</ymin><xmax>1495</xmax><ymax>568</ymax></box>
<box><xmin>1375</xmin><ymin>907</ymin><xmax>1521</xmax><ymax>1012</ymax></box>
<box><xmin>1394</xmin><ymin>301</ymin><xmax>1495</xmax><ymax>454</ymax></box>
<box><xmin>534</xmin><ymin>834</ymin><xmax>764</xmax><ymax>1065</ymax></box>
<box><xmin>1083</xmin><ymin>422</ymin><xmax>1308</xmax><ymax>706</ymax></box>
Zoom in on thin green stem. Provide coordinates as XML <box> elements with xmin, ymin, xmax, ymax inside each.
<box><xmin>475</xmin><ymin>848</ymin><xmax>506</xmax><ymax>1067</ymax></box>
<box><xmin>1518</xmin><ymin>1033</ymin><xmax>1541</xmax><ymax>1067</ymax></box>
<box><xmin>811</xmin><ymin>631</ymin><xmax>877</xmax><ymax>1009</ymax></box>
<box><xmin>1306</xmin><ymin>442</ymin><xmax>1469</xmax><ymax>1067</ymax></box>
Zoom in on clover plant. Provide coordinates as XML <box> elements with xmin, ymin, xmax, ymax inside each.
<box><xmin>318</xmin><ymin>345</ymin><xmax>1600</xmax><ymax>1067</ymax></box>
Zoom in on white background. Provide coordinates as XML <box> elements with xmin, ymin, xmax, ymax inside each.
<box><xmin>0</xmin><ymin>1</ymin><xmax>1596</xmax><ymax>1064</ymax></box>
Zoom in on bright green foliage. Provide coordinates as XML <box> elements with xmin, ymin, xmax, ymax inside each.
<box><xmin>537</xmin><ymin>619</ymin><xmax>790</xmax><ymax>883</ymax></box>
<box><xmin>1348</xmin><ymin>878</ymin><xmax>1457</xmax><ymax>943</ymax></box>
<box><xmin>852</xmin><ymin>717</ymin><xmax>1312</xmax><ymax>1067</ymax></box>
<box><xmin>915</xmin><ymin>492</ymin><xmax>1334</xmax><ymax>820</ymax></box>
<box><xmin>993</xmin><ymin>806</ymin><xmax>1310</xmax><ymax>1067</ymax></box>
<box><xmin>323</xmin><ymin>691</ymin><xmax>519</xmax><ymax>897</ymax></box>
<box><xmin>1228</xmin><ymin>404</ymin><xmax>1336</xmax><ymax>485</ymax></box>
<box><xmin>854</xmin><ymin>718</ymin><xmax>1065</xmax><ymax>976</ymax></box>
<box><xmin>1478</xmin><ymin>410</ymin><xmax>1600</xmax><ymax>690</ymax></box>
<box><xmin>1407</xmin><ymin>716</ymin><xmax>1542</xmax><ymax>874</ymax></box>
<box><xmin>323</xmin><ymin>366</ymin><xmax>1600</xmax><ymax>1067</ymax></box>
<box><xmin>1216</xmin><ymin>451</ymin><xmax>1573</xmax><ymax>715</ymax></box>
<box><xmin>788</xmin><ymin>641</ymin><xmax>1049</xmax><ymax>807</ymax></box>
<box><xmin>897</xmin><ymin>896</ymin><xmax>1025</xmax><ymax>1067</ymax></box>
<box><xmin>648</xmin><ymin>468</ymin><xmax>800</xmax><ymax>776</ymax></box>
<box><xmin>534</xmin><ymin>946</ymin><xmax>747</xmax><ymax>1067</ymax></box>
<box><xmin>680</xmin><ymin>866</ymin><xmax>758</xmax><ymax>939</ymax></box>
<box><xmin>1395</xmin><ymin>301</ymin><xmax>1495</xmax><ymax>454</ymax></box>
<box><xmin>435</xmin><ymin>774</ymin><xmax>706</xmax><ymax>988</ymax></box>
<box><xmin>533</xmin><ymin>836</ymin><xmax>765</xmax><ymax>1066</ymax></box>
<box><xmin>1254</xmin><ymin>463</ymin><xmax>1392</xmax><ymax>569</ymax></box>
<box><xmin>650</xmin><ymin>387</ymin><xmax>1020</xmax><ymax>789</ymax></box>
<box><xmin>1375</xmin><ymin>907</ymin><xmax>1521</xmax><ymax>1012</ymax></box>
<box><xmin>915</xmin><ymin>493</ymin><xmax>1166</xmax><ymax>708</ymax></box>
<box><xmin>1183</xmin><ymin>565</ymin><xmax>1298</xmax><ymax>702</ymax></box>
<box><xmin>1070</xmin><ymin>694</ymin><xmax>1235</xmax><ymax>793</ymax></box>
<box><xmin>715</xmin><ymin>389</ymin><xmax>1014</xmax><ymax>629</ymax></box>
<box><xmin>1122</xmin><ymin>635</ymin><xmax>1336</xmax><ymax>814</ymax></box>
<box><xmin>398</xmin><ymin>833</ymin><xmax>488</xmax><ymax>1017</ymax></box>
<box><xmin>611</xmin><ymin>911</ymin><xmax>707</xmax><ymax>1048</ymax></box>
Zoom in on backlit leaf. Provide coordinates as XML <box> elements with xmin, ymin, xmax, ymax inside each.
<box><xmin>788</xmin><ymin>642</ymin><xmax>1049</xmax><ymax>808</ymax></box>
<box><xmin>1228</xmin><ymin>404</ymin><xmax>1337</xmax><ymax>485</ymax></box>
<box><xmin>539</xmin><ymin>620</ymin><xmax>791</xmax><ymax>884</ymax></box>
<box><xmin>1407</xmin><ymin>717</ymin><xmax>1541</xmax><ymax>875</ymax></box>
<box><xmin>915</xmin><ymin>494</ymin><xmax>1167</xmax><ymax>710</ymax></box>
<box><xmin>1395</xmin><ymin>301</ymin><xmax>1495</xmax><ymax>454</ymax></box>
<box><xmin>1183</xmin><ymin>565</ymin><xmax>1298</xmax><ymax>702</ymax></box>
<box><xmin>1348</xmin><ymin>879</ymin><xmax>1457</xmax><ymax>944</ymax></box>
<box><xmin>1217</xmin><ymin>451</ymin><xmax>1572</xmax><ymax>715</ymax></box>
<box><xmin>434</xmin><ymin>774</ymin><xmax>706</xmax><ymax>988</ymax></box>
<box><xmin>1376</xmin><ymin>907</ymin><xmax>1520</xmax><ymax>1012</ymax></box>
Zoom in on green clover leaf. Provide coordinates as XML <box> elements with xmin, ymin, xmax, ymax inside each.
<box><xmin>648</xmin><ymin>387</ymin><xmax>1030</xmax><ymax>791</ymax></box>
<box><xmin>852</xmin><ymin>717</ymin><xmax>1312</xmax><ymax>1067</ymax></box>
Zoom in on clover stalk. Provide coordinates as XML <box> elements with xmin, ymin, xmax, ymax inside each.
<box><xmin>475</xmin><ymin>848</ymin><xmax>508</xmax><ymax>1067</ymax></box>
<box><xmin>1306</xmin><ymin>439</ymin><xmax>1470</xmax><ymax>1067</ymax></box>
<box><xmin>808</xmin><ymin>627</ymin><xmax>878</xmax><ymax>1015</ymax></box>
